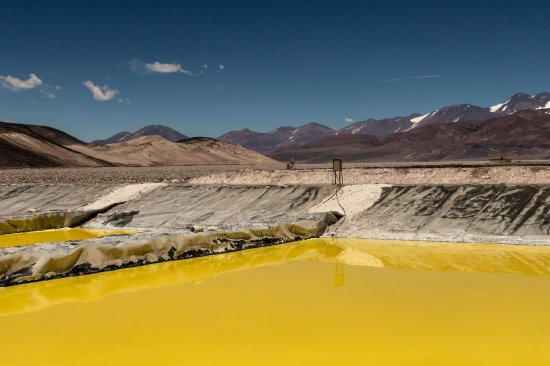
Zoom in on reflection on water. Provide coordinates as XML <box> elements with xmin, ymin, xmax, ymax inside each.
<box><xmin>1</xmin><ymin>238</ymin><xmax>550</xmax><ymax>365</ymax></box>
<box><xmin>0</xmin><ymin>227</ymin><xmax>137</xmax><ymax>248</ymax></box>
<box><xmin>2</xmin><ymin>238</ymin><xmax>550</xmax><ymax>316</ymax></box>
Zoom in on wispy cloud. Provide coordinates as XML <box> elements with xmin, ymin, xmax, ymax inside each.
<box><xmin>41</xmin><ymin>90</ymin><xmax>56</xmax><ymax>99</ymax></box>
<box><xmin>0</xmin><ymin>73</ymin><xmax>43</xmax><ymax>90</ymax></box>
<box><xmin>82</xmin><ymin>80</ymin><xmax>118</xmax><ymax>101</ymax></box>
<box><xmin>200</xmin><ymin>64</ymin><xmax>208</xmax><ymax>73</ymax></box>
<box><xmin>384</xmin><ymin>74</ymin><xmax>444</xmax><ymax>82</ymax></box>
<box><xmin>218</xmin><ymin>64</ymin><xmax>225</xmax><ymax>71</ymax></box>
<box><xmin>128</xmin><ymin>59</ymin><xmax>193</xmax><ymax>76</ymax></box>
<box><xmin>39</xmin><ymin>84</ymin><xmax>60</xmax><ymax>100</ymax></box>
<box><xmin>345</xmin><ymin>117</ymin><xmax>354</xmax><ymax>123</ymax></box>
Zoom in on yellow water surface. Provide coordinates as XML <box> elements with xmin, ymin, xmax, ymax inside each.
<box><xmin>0</xmin><ymin>228</ymin><xmax>137</xmax><ymax>248</ymax></box>
<box><xmin>1</xmin><ymin>238</ymin><xmax>550</xmax><ymax>365</ymax></box>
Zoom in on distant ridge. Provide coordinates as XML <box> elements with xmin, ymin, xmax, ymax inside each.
<box><xmin>92</xmin><ymin>124</ymin><xmax>188</xmax><ymax>144</ymax></box>
<box><xmin>220</xmin><ymin>91</ymin><xmax>550</xmax><ymax>154</ymax></box>
<box><xmin>219</xmin><ymin>122</ymin><xmax>335</xmax><ymax>154</ymax></box>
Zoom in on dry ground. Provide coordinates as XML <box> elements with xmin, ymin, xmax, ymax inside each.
<box><xmin>0</xmin><ymin>161</ymin><xmax>549</xmax><ymax>185</ymax></box>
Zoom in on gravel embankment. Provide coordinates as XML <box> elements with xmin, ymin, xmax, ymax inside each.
<box><xmin>0</xmin><ymin>162</ymin><xmax>549</xmax><ymax>185</ymax></box>
<box><xmin>0</xmin><ymin>165</ymin><xmax>283</xmax><ymax>184</ymax></box>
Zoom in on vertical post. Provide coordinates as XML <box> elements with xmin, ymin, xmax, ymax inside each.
<box><xmin>332</xmin><ymin>158</ymin><xmax>343</xmax><ymax>186</ymax></box>
<box><xmin>287</xmin><ymin>156</ymin><xmax>295</xmax><ymax>170</ymax></box>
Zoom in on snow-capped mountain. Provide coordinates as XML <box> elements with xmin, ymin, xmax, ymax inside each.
<box><xmin>339</xmin><ymin>115</ymin><xmax>420</xmax><ymax>136</ymax></box>
<box><xmin>342</xmin><ymin>92</ymin><xmax>550</xmax><ymax>137</ymax></box>
<box><xmin>405</xmin><ymin>104</ymin><xmax>496</xmax><ymax>130</ymax></box>
<box><xmin>489</xmin><ymin>92</ymin><xmax>550</xmax><ymax>113</ymax></box>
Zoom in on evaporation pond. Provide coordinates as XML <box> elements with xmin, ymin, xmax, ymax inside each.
<box><xmin>1</xmin><ymin>238</ymin><xmax>550</xmax><ymax>365</ymax></box>
<box><xmin>0</xmin><ymin>228</ymin><xmax>137</xmax><ymax>248</ymax></box>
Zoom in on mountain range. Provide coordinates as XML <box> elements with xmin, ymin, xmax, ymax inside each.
<box><xmin>221</xmin><ymin>92</ymin><xmax>550</xmax><ymax>153</ymax></box>
<box><xmin>268</xmin><ymin>109</ymin><xmax>550</xmax><ymax>163</ymax></box>
<box><xmin>2</xmin><ymin>91</ymin><xmax>549</xmax><ymax>168</ymax></box>
<box><xmin>0</xmin><ymin>122</ymin><xmax>274</xmax><ymax>168</ymax></box>
<box><xmin>89</xmin><ymin>92</ymin><xmax>550</xmax><ymax>156</ymax></box>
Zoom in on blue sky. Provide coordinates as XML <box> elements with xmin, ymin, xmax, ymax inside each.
<box><xmin>1</xmin><ymin>0</ymin><xmax>549</xmax><ymax>141</ymax></box>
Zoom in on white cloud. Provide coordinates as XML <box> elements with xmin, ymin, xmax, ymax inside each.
<box><xmin>219</xmin><ymin>64</ymin><xmax>225</xmax><ymax>71</ymax></box>
<box><xmin>82</xmin><ymin>80</ymin><xmax>118</xmax><ymax>101</ymax></box>
<box><xmin>129</xmin><ymin>59</ymin><xmax>193</xmax><ymax>76</ymax></box>
<box><xmin>145</xmin><ymin>61</ymin><xmax>193</xmax><ymax>75</ymax></box>
<box><xmin>0</xmin><ymin>73</ymin><xmax>43</xmax><ymax>90</ymax></box>
<box><xmin>345</xmin><ymin>117</ymin><xmax>354</xmax><ymax>123</ymax></box>
<box><xmin>118</xmin><ymin>98</ymin><xmax>131</xmax><ymax>104</ymax></box>
<box><xmin>200</xmin><ymin>64</ymin><xmax>208</xmax><ymax>73</ymax></box>
<box><xmin>54</xmin><ymin>85</ymin><xmax>61</xmax><ymax>90</ymax></box>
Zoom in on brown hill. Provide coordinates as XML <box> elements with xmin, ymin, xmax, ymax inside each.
<box><xmin>0</xmin><ymin>122</ymin><xmax>112</xmax><ymax>168</ymax></box>
<box><xmin>69</xmin><ymin>135</ymin><xmax>277</xmax><ymax>166</ymax></box>
<box><xmin>268</xmin><ymin>110</ymin><xmax>550</xmax><ymax>163</ymax></box>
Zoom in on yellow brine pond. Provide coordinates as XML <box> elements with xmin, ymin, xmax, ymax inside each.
<box><xmin>0</xmin><ymin>228</ymin><xmax>137</xmax><ymax>248</ymax></box>
<box><xmin>1</xmin><ymin>238</ymin><xmax>550</xmax><ymax>365</ymax></box>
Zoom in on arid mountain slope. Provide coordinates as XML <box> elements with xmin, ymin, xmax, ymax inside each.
<box><xmin>0</xmin><ymin>122</ymin><xmax>111</xmax><ymax>168</ymax></box>
<box><xmin>269</xmin><ymin>110</ymin><xmax>550</xmax><ymax>163</ymax></box>
<box><xmin>69</xmin><ymin>136</ymin><xmax>277</xmax><ymax>166</ymax></box>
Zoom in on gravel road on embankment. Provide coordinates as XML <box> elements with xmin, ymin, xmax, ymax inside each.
<box><xmin>0</xmin><ymin>161</ymin><xmax>549</xmax><ymax>185</ymax></box>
